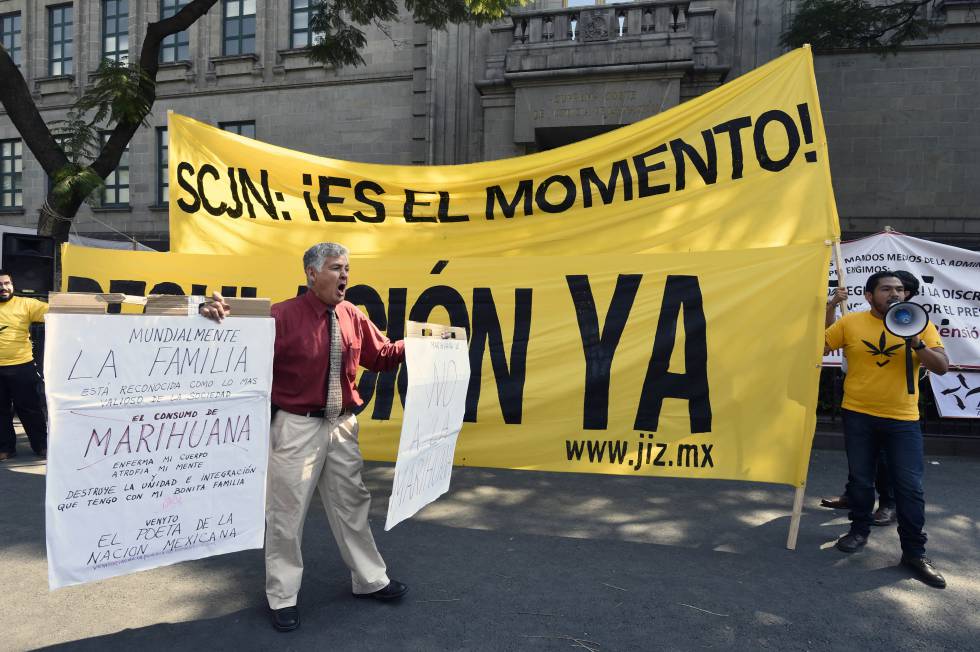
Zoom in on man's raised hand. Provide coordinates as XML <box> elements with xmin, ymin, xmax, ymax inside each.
<box><xmin>199</xmin><ymin>291</ymin><xmax>231</xmax><ymax>323</ymax></box>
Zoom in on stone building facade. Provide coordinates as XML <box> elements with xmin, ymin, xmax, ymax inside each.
<box><xmin>0</xmin><ymin>0</ymin><xmax>978</xmax><ymax>250</ymax></box>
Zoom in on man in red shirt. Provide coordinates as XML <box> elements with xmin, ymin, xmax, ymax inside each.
<box><xmin>203</xmin><ymin>242</ymin><xmax>408</xmax><ymax>632</ymax></box>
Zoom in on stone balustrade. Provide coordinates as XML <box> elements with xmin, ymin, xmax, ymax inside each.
<box><xmin>510</xmin><ymin>1</ymin><xmax>692</xmax><ymax>46</ymax></box>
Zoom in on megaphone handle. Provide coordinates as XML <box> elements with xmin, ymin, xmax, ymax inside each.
<box><xmin>904</xmin><ymin>338</ymin><xmax>915</xmax><ymax>395</ymax></box>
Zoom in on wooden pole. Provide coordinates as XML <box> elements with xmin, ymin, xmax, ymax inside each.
<box><xmin>832</xmin><ymin>239</ymin><xmax>849</xmax><ymax>316</ymax></box>
<box><xmin>786</xmin><ymin>484</ymin><xmax>806</xmax><ymax>550</ymax></box>
<box><xmin>787</xmin><ymin>240</ymin><xmax>848</xmax><ymax>551</ymax></box>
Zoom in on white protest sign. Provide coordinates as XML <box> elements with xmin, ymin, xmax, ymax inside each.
<box><xmin>825</xmin><ymin>232</ymin><xmax>980</xmax><ymax>368</ymax></box>
<box><xmin>44</xmin><ymin>314</ymin><xmax>274</xmax><ymax>589</ymax></box>
<box><xmin>385</xmin><ymin>323</ymin><xmax>469</xmax><ymax>531</ymax></box>
<box><xmin>930</xmin><ymin>371</ymin><xmax>980</xmax><ymax>419</ymax></box>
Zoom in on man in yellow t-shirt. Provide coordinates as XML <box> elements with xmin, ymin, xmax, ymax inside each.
<box><xmin>0</xmin><ymin>270</ymin><xmax>49</xmax><ymax>461</ymax></box>
<box><xmin>824</xmin><ymin>271</ymin><xmax>949</xmax><ymax>588</ymax></box>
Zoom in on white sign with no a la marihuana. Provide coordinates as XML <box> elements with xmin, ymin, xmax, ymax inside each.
<box><xmin>385</xmin><ymin>327</ymin><xmax>470</xmax><ymax>531</ymax></box>
<box><xmin>44</xmin><ymin>314</ymin><xmax>274</xmax><ymax>589</ymax></box>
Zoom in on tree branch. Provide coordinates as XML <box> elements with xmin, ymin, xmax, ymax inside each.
<box><xmin>781</xmin><ymin>0</ymin><xmax>935</xmax><ymax>51</ymax></box>
<box><xmin>0</xmin><ymin>48</ymin><xmax>68</xmax><ymax>176</ymax></box>
<box><xmin>92</xmin><ymin>0</ymin><xmax>220</xmax><ymax>178</ymax></box>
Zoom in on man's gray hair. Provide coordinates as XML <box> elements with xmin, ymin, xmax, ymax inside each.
<box><xmin>303</xmin><ymin>242</ymin><xmax>349</xmax><ymax>277</ymax></box>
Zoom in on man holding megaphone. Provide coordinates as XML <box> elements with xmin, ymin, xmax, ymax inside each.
<box><xmin>824</xmin><ymin>271</ymin><xmax>949</xmax><ymax>588</ymax></box>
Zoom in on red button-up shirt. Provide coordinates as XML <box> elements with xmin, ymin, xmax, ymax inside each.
<box><xmin>271</xmin><ymin>290</ymin><xmax>404</xmax><ymax>414</ymax></box>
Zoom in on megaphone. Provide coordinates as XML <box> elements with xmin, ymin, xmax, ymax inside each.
<box><xmin>884</xmin><ymin>301</ymin><xmax>929</xmax><ymax>338</ymax></box>
<box><xmin>884</xmin><ymin>301</ymin><xmax>930</xmax><ymax>394</ymax></box>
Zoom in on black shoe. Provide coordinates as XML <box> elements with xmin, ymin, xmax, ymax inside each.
<box><xmin>0</xmin><ymin>451</ymin><xmax>16</xmax><ymax>462</ymax></box>
<box><xmin>37</xmin><ymin>448</ymin><xmax>47</xmax><ymax>460</ymax></box>
<box><xmin>271</xmin><ymin>606</ymin><xmax>299</xmax><ymax>632</ymax></box>
<box><xmin>835</xmin><ymin>532</ymin><xmax>868</xmax><ymax>553</ymax></box>
<box><xmin>901</xmin><ymin>556</ymin><xmax>946</xmax><ymax>589</ymax></box>
<box><xmin>821</xmin><ymin>494</ymin><xmax>849</xmax><ymax>509</ymax></box>
<box><xmin>872</xmin><ymin>505</ymin><xmax>897</xmax><ymax>526</ymax></box>
<box><xmin>354</xmin><ymin>580</ymin><xmax>408</xmax><ymax>601</ymax></box>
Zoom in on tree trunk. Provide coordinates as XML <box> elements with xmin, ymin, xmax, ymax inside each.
<box><xmin>0</xmin><ymin>0</ymin><xmax>220</xmax><ymax>242</ymax></box>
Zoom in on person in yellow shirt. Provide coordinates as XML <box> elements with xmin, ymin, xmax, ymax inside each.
<box><xmin>821</xmin><ymin>270</ymin><xmax>923</xmax><ymax>524</ymax></box>
<box><xmin>824</xmin><ymin>270</ymin><xmax>949</xmax><ymax>588</ymax></box>
<box><xmin>0</xmin><ymin>270</ymin><xmax>49</xmax><ymax>461</ymax></box>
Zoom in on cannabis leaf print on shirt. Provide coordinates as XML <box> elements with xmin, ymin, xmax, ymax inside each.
<box><xmin>862</xmin><ymin>332</ymin><xmax>904</xmax><ymax>367</ymax></box>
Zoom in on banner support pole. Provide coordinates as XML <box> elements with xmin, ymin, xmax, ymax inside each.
<box><xmin>786</xmin><ymin>484</ymin><xmax>806</xmax><ymax>550</ymax></box>
<box><xmin>832</xmin><ymin>239</ymin><xmax>849</xmax><ymax>316</ymax></box>
<box><xmin>787</xmin><ymin>239</ymin><xmax>847</xmax><ymax>551</ymax></box>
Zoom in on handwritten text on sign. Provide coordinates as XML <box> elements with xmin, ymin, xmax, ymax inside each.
<box><xmin>385</xmin><ymin>327</ymin><xmax>470</xmax><ymax>530</ymax></box>
<box><xmin>43</xmin><ymin>314</ymin><xmax>274</xmax><ymax>589</ymax></box>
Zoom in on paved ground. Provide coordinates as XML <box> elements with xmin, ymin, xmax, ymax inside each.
<box><xmin>1</xmin><ymin>430</ymin><xmax>978</xmax><ymax>652</ymax></box>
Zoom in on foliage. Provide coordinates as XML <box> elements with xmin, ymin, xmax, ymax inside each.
<box><xmin>0</xmin><ymin>0</ymin><xmax>520</xmax><ymax>240</ymax></box>
<box><xmin>308</xmin><ymin>0</ymin><xmax>518</xmax><ymax>66</ymax></box>
<box><xmin>48</xmin><ymin>166</ymin><xmax>105</xmax><ymax>207</ymax></box>
<box><xmin>781</xmin><ymin>0</ymin><xmax>934</xmax><ymax>51</ymax></box>
<box><xmin>76</xmin><ymin>59</ymin><xmax>155</xmax><ymax>129</ymax></box>
<box><xmin>44</xmin><ymin>60</ymin><xmax>155</xmax><ymax>207</ymax></box>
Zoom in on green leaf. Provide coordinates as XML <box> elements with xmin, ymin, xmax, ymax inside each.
<box><xmin>76</xmin><ymin>59</ymin><xmax>155</xmax><ymax>128</ymax></box>
<box><xmin>50</xmin><ymin>166</ymin><xmax>104</xmax><ymax>205</ymax></box>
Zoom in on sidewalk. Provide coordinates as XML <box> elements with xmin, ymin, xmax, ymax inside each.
<box><xmin>1</xmin><ymin>431</ymin><xmax>977</xmax><ymax>651</ymax></box>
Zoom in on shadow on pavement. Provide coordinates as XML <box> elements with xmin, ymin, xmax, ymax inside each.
<box><xmin>4</xmin><ymin>440</ymin><xmax>978</xmax><ymax>651</ymax></box>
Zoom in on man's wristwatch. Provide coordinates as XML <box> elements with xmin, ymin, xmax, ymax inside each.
<box><xmin>913</xmin><ymin>339</ymin><xmax>927</xmax><ymax>351</ymax></box>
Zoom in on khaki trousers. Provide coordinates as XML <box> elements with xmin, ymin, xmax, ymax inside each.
<box><xmin>265</xmin><ymin>410</ymin><xmax>389</xmax><ymax>609</ymax></box>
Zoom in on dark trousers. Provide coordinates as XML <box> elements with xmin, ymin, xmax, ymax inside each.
<box><xmin>0</xmin><ymin>361</ymin><xmax>48</xmax><ymax>454</ymax></box>
<box><xmin>843</xmin><ymin>409</ymin><xmax>927</xmax><ymax>558</ymax></box>
<box><xmin>845</xmin><ymin>449</ymin><xmax>895</xmax><ymax>508</ymax></box>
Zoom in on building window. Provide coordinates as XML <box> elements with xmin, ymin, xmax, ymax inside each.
<box><xmin>222</xmin><ymin>0</ymin><xmax>256</xmax><ymax>56</ymax></box>
<box><xmin>160</xmin><ymin>1</ymin><xmax>190</xmax><ymax>63</ymax></box>
<box><xmin>1</xmin><ymin>12</ymin><xmax>22</xmax><ymax>68</ymax></box>
<box><xmin>48</xmin><ymin>4</ymin><xmax>74</xmax><ymax>76</ymax></box>
<box><xmin>101</xmin><ymin>134</ymin><xmax>130</xmax><ymax>207</ymax></box>
<box><xmin>102</xmin><ymin>1</ymin><xmax>129</xmax><ymax>63</ymax></box>
<box><xmin>156</xmin><ymin>127</ymin><xmax>169</xmax><ymax>204</ymax></box>
<box><xmin>290</xmin><ymin>0</ymin><xmax>318</xmax><ymax>48</ymax></box>
<box><xmin>220</xmin><ymin>120</ymin><xmax>256</xmax><ymax>139</ymax></box>
<box><xmin>0</xmin><ymin>139</ymin><xmax>23</xmax><ymax>209</ymax></box>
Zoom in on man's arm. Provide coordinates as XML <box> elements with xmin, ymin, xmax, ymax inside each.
<box><xmin>355</xmin><ymin>310</ymin><xmax>404</xmax><ymax>372</ymax></box>
<box><xmin>914</xmin><ymin>339</ymin><xmax>949</xmax><ymax>375</ymax></box>
<box><xmin>824</xmin><ymin>314</ymin><xmax>846</xmax><ymax>356</ymax></box>
<box><xmin>31</xmin><ymin>299</ymin><xmax>50</xmax><ymax>323</ymax></box>
<box><xmin>826</xmin><ymin>287</ymin><xmax>847</xmax><ymax>328</ymax></box>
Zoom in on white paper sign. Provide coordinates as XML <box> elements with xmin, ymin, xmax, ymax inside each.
<box><xmin>825</xmin><ymin>232</ymin><xmax>980</xmax><ymax>368</ymax></box>
<box><xmin>44</xmin><ymin>314</ymin><xmax>274</xmax><ymax>589</ymax></box>
<box><xmin>930</xmin><ymin>371</ymin><xmax>980</xmax><ymax>419</ymax></box>
<box><xmin>385</xmin><ymin>333</ymin><xmax>470</xmax><ymax>531</ymax></box>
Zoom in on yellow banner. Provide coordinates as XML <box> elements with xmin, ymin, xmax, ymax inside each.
<box><xmin>168</xmin><ymin>48</ymin><xmax>840</xmax><ymax>257</ymax></box>
<box><xmin>62</xmin><ymin>47</ymin><xmax>840</xmax><ymax>486</ymax></box>
<box><xmin>62</xmin><ymin>243</ymin><xmax>830</xmax><ymax>486</ymax></box>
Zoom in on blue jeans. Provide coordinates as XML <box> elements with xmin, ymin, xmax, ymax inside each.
<box><xmin>842</xmin><ymin>409</ymin><xmax>927</xmax><ymax>558</ymax></box>
<box><xmin>845</xmin><ymin>450</ymin><xmax>895</xmax><ymax>509</ymax></box>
